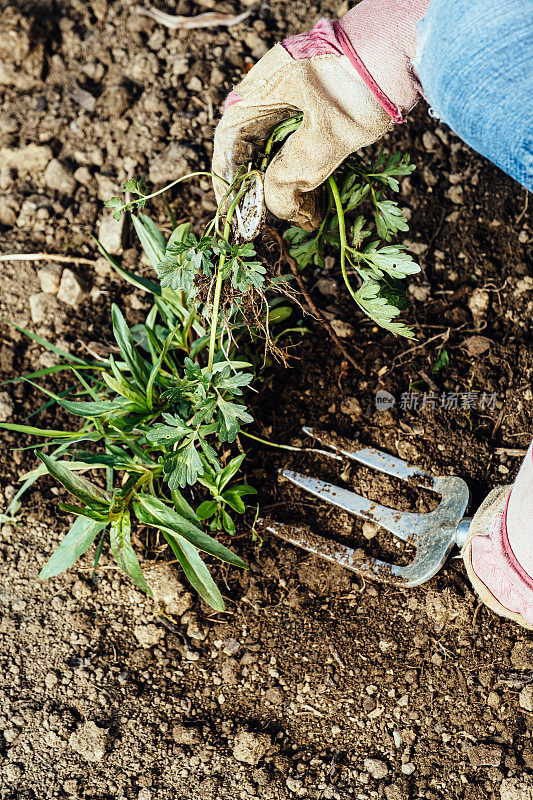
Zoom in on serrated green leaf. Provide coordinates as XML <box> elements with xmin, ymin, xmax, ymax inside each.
<box><xmin>354</xmin><ymin>279</ymin><xmax>416</xmax><ymax>339</ymax></box>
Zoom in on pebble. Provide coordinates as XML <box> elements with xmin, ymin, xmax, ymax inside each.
<box><xmin>364</xmin><ymin>758</ymin><xmax>389</xmax><ymax>779</ymax></box>
<box><xmin>148</xmin><ymin>142</ymin><xmax>196</xmax><ymax>184</ymax></box>
<box><xmin>98</xmin><ymin>214</ymin><xmax>124</xmax><ymax>255</ymax></box>
<box><xmin>172</xmin><ymin>725</ymin><xmax>201</xmax><ymax>745</ymax></box>
<box><xmin>340</xmin><ymin>396</ymin><xmax>361</xmax><ymax>419</ymax></box>
<box><xmin>422</xmin><ymin>131</ymin><xmax>438</xmax><ymax>151</ymax></box>
<box><xmin>264</xmin><ymin>686</ymin><xmax>285</xmax><ymax>705</ymax></box>
<box><xmin>401</xmin><ymin>763</ymin><xmax>416</xmax><ymax>776</ymax></box>
<box><xmin>0</xmin><ymin>391</ymin><xmax>14</xmax><ymax>422</ymax></box>
<box><xmin>445</xmin><ymin>185</ymin><xmax>464</xmax><ymax>204</ymax></box>
<box><xmin>511</xmin><ymin>642</ymin><xmax>533</xmax><ymax>670</ymax></box>
<box><xmin>57</xmin><ymin>269</ymin><xmax>86</xmax><ymax>307</ymax></box>
<box><xmin>68</xmin><ymin>721</ymin><xmax>108</xmax><ymax>762</ymax></box>
<box><xmin>330</xmin><ymin>319</ymin><xmax>355</xmax><ymax>338</ymax></box>
<box><xmin>316</xmin><ymin>278</ymin><xmax>338</xmax><ymax>298</ymax></box>
<box><xmin>73</xmin><ymin>166</ymin><xmax>93</xmax><ymax>186</ymax></box>
<box><xmin>0</xmin><ymin>143</ymin><xmax>51</xmax><ymax>174</ymax></box>
<box><xmin>466</xmin><ymin>743</ymin><xmax>503</xmax><ymax>768</ymax></box>
<box><xmin>29</xmin><ymin>292</ymin><xmax>58</xmax><ymax>324</ymax></box>
<box><xmin>44</xmin><ymin>671</ymin><xmax>58</xmax><ymax>689</ymax></box>
<box><xmin>222</xmin><ymin>637</ymin><xmax>241</xmax><ymax>656</ymax></box>
<box><xmin>468</xmin><ymin>289</ymin><xmax>490</xmax><ymax>323</ymax></box>
<box><xmin>487</xmin><ymin>691</ymin><xmax>500</xmax><ymax>709</ymax></box>
<box><xmin>519</xmin><ymin>685</ymin><xmax>533</xmax><ymax>712</ymax></box>
<box><xmin>43</xmin><ymin>159</ymin><xmax>77</xmax><ymax>194</ymax></box>
<box><xmin>232</xmin><ymin>729</ymin><xmax>271</xmax><ymax>765</ymax></box>
<box><xmin>243</xmin><ymin>31</ymin><xmax>269</xmax><ymax>59</ymax></box>
<box><xmin>500</xmin><ymin>776</ymin><xmax>533</xmax><ymax>800</ymax></box>
<box><xmin>143</xmin><ymin>563</ymin><xmax>193</xmax><ymax>616</ymax></box>
<box><xmin>0</xmin><ymin>196</ymin><xmax>17</xmax><ymax>226</ymax></box>
<box><xmin>37</xmin><ymin>263</ymin><xmax>62</xmax><ymax>294</ymax></box>
<box><xmin>133</xmin><ymin>623</ymin><xmax>164</xmax><ymax>648</ymax></box>
<box><xmin>362</xmin><ymin>521</ymin><xmax>380</xmax><ymax>540</ymax></box>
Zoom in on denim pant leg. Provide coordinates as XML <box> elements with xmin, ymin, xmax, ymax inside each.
<box><xmin>413</xmin><ymin>0</ymin><xmax>533</xmax><ymax>191</ymax></box>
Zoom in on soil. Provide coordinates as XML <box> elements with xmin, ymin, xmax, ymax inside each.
<box><xmin>1</xmin><ymin>1</ymin><xmax>532</xmax><ymax>799</ymax></box>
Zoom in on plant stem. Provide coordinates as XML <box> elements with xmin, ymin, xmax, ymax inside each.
<box><xmin>327</xmin><ymin>175</ymin><xmax>360</xmax><ymax>305</ymax></box>
<box><xmin>206</xmin><ymin>182</ymin><xmax>249</xmax><ymax>371</ymax></box>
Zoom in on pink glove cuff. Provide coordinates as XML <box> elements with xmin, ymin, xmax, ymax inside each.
<box><xmin>471</xmin><ymin>492</ymin><xmax>533</xmax><ymax>627</ymax></box>
<box><xmin>282</xmin><ymin>19</ymin><xmax>405</xmax><ymax>123</ymax></box>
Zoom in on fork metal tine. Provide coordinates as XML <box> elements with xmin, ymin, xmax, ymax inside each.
<box><xmin>281</xmin><ymin>469</ymin><xmax>424</xmax><ymax>540</ymax></box>
<box><xmin>302</xmin><ymin>427</ymin><xmax>435</xmax><ymax>487</ymax></box>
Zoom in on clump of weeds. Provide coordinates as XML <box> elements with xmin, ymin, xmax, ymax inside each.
<box><xmin>1</xmin><ymin>116</ymin><xmax>419</xmax><ymax>609</ymax></box>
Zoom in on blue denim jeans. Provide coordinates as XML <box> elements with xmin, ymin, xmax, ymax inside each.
<box><xmin>414</xmin><ymin>0</ymin><xmax>533</xmax><ymax>192</ymax></box>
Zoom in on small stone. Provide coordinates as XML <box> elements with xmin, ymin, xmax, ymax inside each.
<box><xmin>43</xmin><ymin>159</ymin><xmax>77</xmax><ymax>194</ymax></box>
<box><xmin>143</xmin><ymin>563</ymin><xmax>193</xmax><ymax>616</ymax></box>
<box><xmin>316</xmin><ymin>278</ymin><xmax>338</xmax><ymax>298</ymax></box>
<box><xmin>330</xmin><ymin>319</ymin><xmax>355</xmax><ymax>338</ymax></box>
<box><xmin>186</xmin><ymin>75</ymin><xmax>203</xmax><ymax>92</ymax></box>
<box><xmin>401</xmin><ymin>763</ymin><xmax>416</xmax><ymax>776</ymax></box>
<box><xmin>243</xmin><ymin>31</ymin><xmax>269</xmax><ymax>58</ymax></box>
<box><xmin>0</xmin><ymin>391</ymin><xmax>14</xmax><ymax>422</ymax></box>
<box><xmin>187</xmin><ymin>620</ymin><xmax>207</xmax><ymax>641</ymax></box>
<box><xmin>364</xmin><ymin>758</ymin><xmax>389</xmax><ymax>779</ymax></box>
<box><xmin>462</xmin><ymin>335</ymin><xmax>492</xmax><ymax>357</ymax></box>
<box><xmin>0</xmin><ymin>197</ymin><xmax>17</xmax><ymax>225</ymax></box>
<box><xmin>44</xmin><ymin>671</ymin><xmax>58</xmax><ymax>689</ymax></box>
<box><xmin>392</xmin><ymin>731</ymin><xmax>403</xmax><ymax>748</ymax></box>
<box><xmin>409</xmin><ymin>284</ymin><xmax>431</xmax><ymax>302</ymax></box>
<box><xmin>0</xmin><ymin>143</ymin><xmax>51</xmax><ymax>174</ymax></box>
<box><xmin>340</xmin><ymin>396</ymin><xmax>361</xmax><ymax>418</ymax></box>
<box><xmin>264</xmin><ymin>686</ymin><xmax>285</xmax><ymax>705</ymax></box>
<box><xmin>29</xmin><ymin>292</ymin><xmax>58</xmax><ymax>324</ymax></box>
<box><xmin>519</xmin><ymin>685</ymin><xmax>533</xmax><ymax>712</ymax></box>
<box><xmin>222</xmin><ymin>637</ymin><xmax>241</xmax><ymax>656</ymax></box>
<box><xmin>172</xmin><ymin>724</ymin><xmax>201</xmax><ymax>745</ymax></box>
<box><xmin>422</xmin><ymin>131</ymin><xmax>438</xmax><ymax>151</ymax></box>
<box><xmin>232</xmin><ymin>729</ymin><xmax>271</xmax><ymax>765</ymax></box>
<box><xmin>133</xmin><ymin>623</ymin><xmax>164</xmax><ymax>648</ymax></box>
<box><xmin>73</xmin><ymin>166</ymin><xmax>93</xmax><ymax>186</ymax></box>
<box><xmin>37</xmin><ymin>263</ymin><xmax>62</xmax><ymax>294</ymax></box>
<box><xmin>445</xmin><ymin>184</ymin><xmax>463</xmax><ymax>204</ymax></box>
<box><xmin>487</xmin><ymin>691</ymin><xmax>500</xmax><ymax>709</ymax></box>
<box><xmin>362</xmin><ymin>521</ymin><xmax>380</xmax><ymax>540</ymax></box>
<box><xmin>95</xmin><ymin>174</ymin><xmax>120</xmax><ymax>201</ymax></box>
<box><xmin>69</xmin><ymin>721</ymin><xmax>108</xmax><ymax>762</ymax></box>
<box><xmin>511</xmin><ymin>642</ymin><xmax>533</xmax><ymax>670</ymax></box>
<box><xmin>4</xmin><ymin>764</ymin><xmax>23</xmax><ymax>782</ymax></box>
<box><xmin>468</xmin><ymin>289</ymin><xmax>490</xmax><ymax>324</ymax></box>
<box><xmin>466</xmin><ymin>744</ymin><xmax>503</xmax><ymax>768</ymax></box>
<box><xmin>98</xmin><ymin>214</ymin><xmax>125</xmax><ymax>256</ymax></box>
<box><xmin>500</xmin><ymin>776</ymin><xmax>533</xmax><ymax>800</ymax></box>
<box><xmin>57</xmin><ymin>269</ymin><xmax>87</xmax><ymax>307</ymax></box>
<box><xmin>149</xmin><ymin>142</ymin><xmax>196</xmax><ymax>184</ymax></box>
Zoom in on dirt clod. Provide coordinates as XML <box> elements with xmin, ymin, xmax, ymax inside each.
<box><xmin>232</xmin><ymin>729</ymin><xmax>271</xmax><ymax>765</ymax></box>
<box><xmin>68</xmin><ymin>721</ymin><xmax>108</xmax><ymax>763</ymax></box>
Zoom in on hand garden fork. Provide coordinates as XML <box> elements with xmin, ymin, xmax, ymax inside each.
<box><xmin>265</xmin><ymin>427</ymin><xmax>472</xmax><ymax>587</ymax></box>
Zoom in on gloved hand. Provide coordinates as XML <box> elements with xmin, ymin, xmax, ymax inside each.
<box><xmin>462</xmin><ymin>443</ymin><xmax>533</xmax><ymax>630</ymax></box>
<box><xmin>212</xmin><ymin>0</ymin><xmax>430</xmax><ymax>231</ymax></box>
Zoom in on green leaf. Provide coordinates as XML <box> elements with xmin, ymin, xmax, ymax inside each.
<box><xmin>3</xmin><ymin>320</ymin><xmax>87</xmax><ymax>364</ymax></box>
<box><xmin>58</xmin><ymin>399</ymin><xmax>127</xmax><ymax>418</ymax></box>
<box><xmin>196</xmin><ymin>500</ymin><xmax>218</xmax><ymax>520</ymax></box>
<box><xmin>432</xmin><ymin>348</ymin><xmax>450</xmax><ymax>373</ymax></box>
<box><xmin>91</xmin><ymin>235</ymin><xmax>161</xmax><ymax>295</ymax></box>
<box><xmin>133</xmin><ymin>494</ymin><xmax>246</xmax><ymax>568</ymax></box>
<box><xmin>19</xmin><ymin>460</ymin><xmax>108</xmax><ymax>482</ymax></box>
<box><xmin>111</xmin><ymin>305</ymin><xmax>151</xmax><ymax>391</ymax></box>
<box><xmin>375</xmin><ymin>200</ymin><xmax>409</xmax><ymax>240</ymax></box>
<box><xmin>164</xmin><ymin>439</ymin><xmax>205</xmax><ymax>489</ymax></box>
<box><xmin>218</xmin><ymin>454</ymin><xmax>245</xmax><ymax>489</ymax></box>
<box><xmin>216</xmin><ymin>398</ymin><xmax>253</xmax><ymax>442</ymax></box>
<box><xmin>101</xmin><ymin>372</ymin><xmax>148</xmax><ymax>407</ymax></box>
<box><xmin>162</xmin><ymin>530</ymin><xmax>225</xmax><ymax>611</ymax></box>
<box><xmin>36</xmin><ymin>451</ymin><xmax>111</xmax><ymax>506</ymax></box>
<box><xmin>362</xmin><ymin>245</ymin><xmax>420</xmax><ymax>280</ymax></box>
<box><xmin>131</xmin><ymin>214</ymin><xmax>166</xmax><ymax>268</ymax></box>
<box><xmin>110</xmin><ymin>510</ymin><xmax>152</xmax><ymax>597</ymax></box>
<box><xmin>59</xmin><ymin>503</ymin><xmax>110</xmax><ymax>522</ymax></box>
<box><xmin>354</xmin><ymin>279</ymin><xmax>416</xmax><ymax>339</ymax></box>
<box><xmin>0</xmin><ymin>423</ymin><xmax>86</xmax><ymax>439</ymax></box>
<box><xmin>39</xmin><ymin>516</ymin><xmax>107</xmax><ymax>579</ymax></box>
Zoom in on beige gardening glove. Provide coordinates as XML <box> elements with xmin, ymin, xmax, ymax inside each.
<box><xmin>212</xmin><ymin>1</ymin><xmax>431</xmax><ymax>231</ymax></box>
